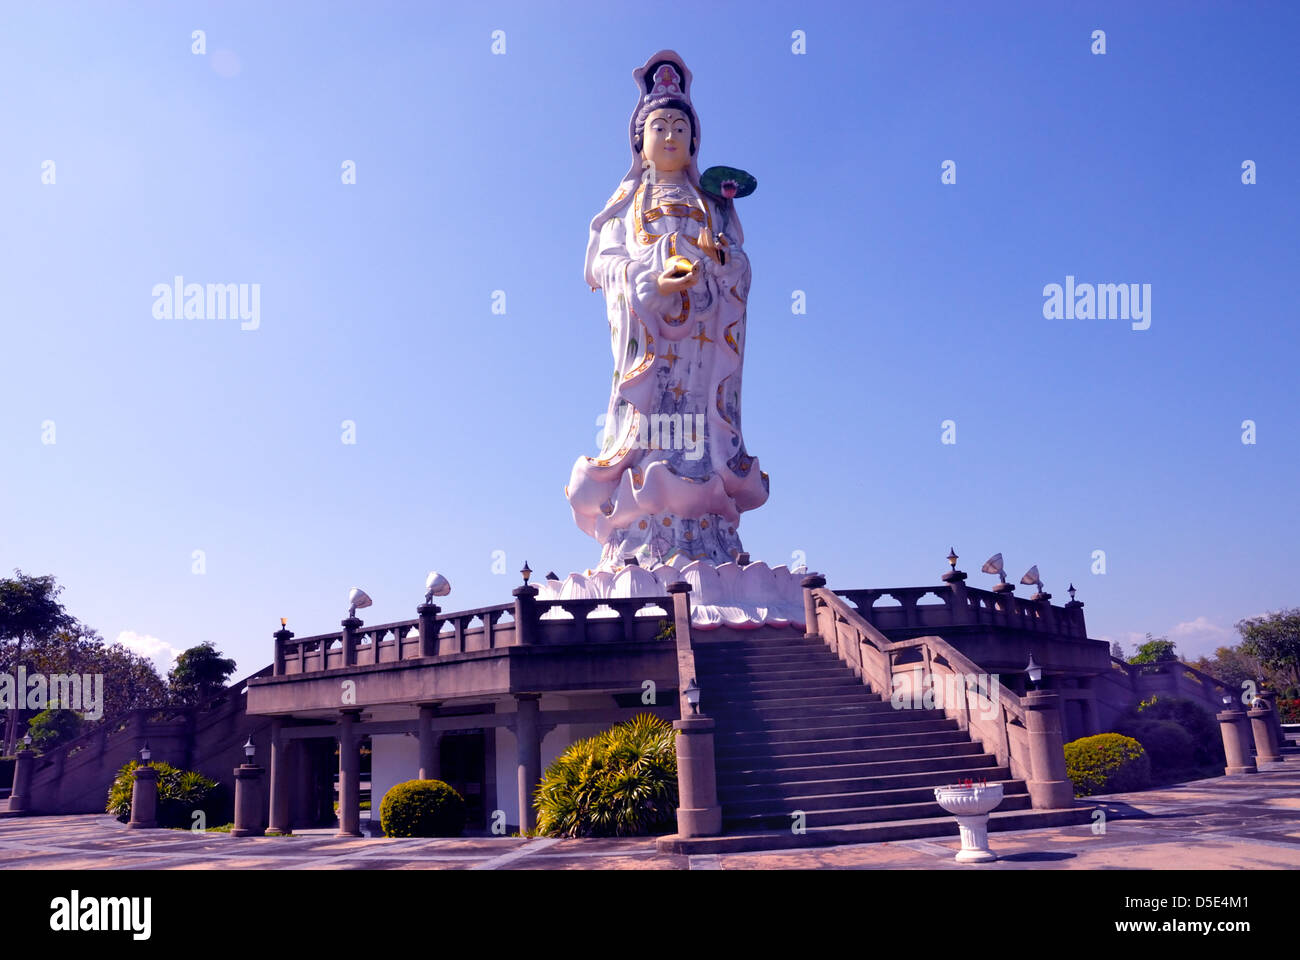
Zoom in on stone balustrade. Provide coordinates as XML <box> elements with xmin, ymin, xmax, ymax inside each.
<box><xmin>836</xmin><ymin>583</ymin><xmax>1088</xmax><ymax>639</ymax></box>
<box><xmin>273</xmin><ymin>596</ymin><xmax>675</xmax><ymax>676</ymax></box>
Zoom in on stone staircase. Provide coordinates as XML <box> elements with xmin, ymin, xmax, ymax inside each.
<box><xmin>686</xmin><ymin>631</ymin><xmax>1091</xmax><ymax>852</ymax></box>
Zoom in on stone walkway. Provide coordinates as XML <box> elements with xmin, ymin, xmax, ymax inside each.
<box><xmin>2</xmin><ymin>760</ymin><xmax>1296</xmax><ymax>869</ymax></box>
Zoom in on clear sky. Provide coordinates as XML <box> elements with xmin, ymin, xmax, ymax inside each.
<box><xmin>2</xmin><ymin>1</ymin><xmax>1297</xmax><ymax>678</ymax></box>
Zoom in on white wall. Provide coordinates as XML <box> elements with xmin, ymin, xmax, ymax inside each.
<box><xmin>369</xmin><ymin>733</ymin><xmax>420</xmax><ymax>821</ymax></box>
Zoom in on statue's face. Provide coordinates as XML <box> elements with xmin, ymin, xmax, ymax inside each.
<box><xmin>641</xmin><ymin>108</ymin><xmax>693</xmax><ymax>175</ymax></box>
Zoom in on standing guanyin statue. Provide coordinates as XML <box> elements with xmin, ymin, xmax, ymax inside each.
<box><xmin>567</xmin><ymin>50</ymin><xmax>768</xmax><ymax>573</ymax></box>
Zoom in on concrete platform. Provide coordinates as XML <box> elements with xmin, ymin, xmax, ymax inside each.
<box><xmin>0</xmin><ymin>758</ymin><xmax>1295</xmax><ymax>869</ymax></box>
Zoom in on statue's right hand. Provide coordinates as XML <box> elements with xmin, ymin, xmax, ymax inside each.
<box><xmin>656</xmin><ymin>260</ymin><xmax>702</xmax><ymax>296</ymax></box>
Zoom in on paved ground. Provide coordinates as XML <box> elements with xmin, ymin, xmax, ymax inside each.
<box><xmin>2</xmin><ymin>759</ymin><xmax>1296</xmax><ymax>869</ymax></box>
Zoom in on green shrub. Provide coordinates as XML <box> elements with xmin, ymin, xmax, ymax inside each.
<box><xmin>534</xmin><ymin>713</ymin><xmax>678</xmax><ymax>837</ymax></box>
<box><xmin>1116</xmin><ymin>719</ymin><xmax>1196</xmax><ymax>773</ymax></box>
<box><xmin>1124</xmin><ymin>696</ymin><xmax>1224</xmax><ymax>767</ymax></box>
<box><xmin>106</xmin><ymin>760</ymin><xmax>224</xmax><ymax>827</ymax></box>
<box><xmin>1064</xmin><ymin>733</ymin><xmax>1151</xmax><ymax>796</ymax></box>
<box><xmin>379</xmin><ymin>779</ymin><xmax>466</xmax><ymax>837</ymax></box>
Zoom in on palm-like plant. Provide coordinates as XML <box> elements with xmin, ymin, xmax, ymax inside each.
<box><xmin>534</xmin><ymin>713</ymin><xmax>677</xmax><ymax>837</ymax></box>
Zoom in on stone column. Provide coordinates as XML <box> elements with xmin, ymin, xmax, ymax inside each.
<box><xmin>231</xmin><ymin>762</ymin><xmax>266</xmax><ymax>837</ymax></box>
<box><xmin>1248</xmin><ymin>702</ymin><xmax>1283</xmax><ymax>764</ymax></box>
<box><xmin>336</xmin><ymin>710</ymin><xmax>363</xmax><ymax>836</ymax></box>
<box><xmin>673</xmin><ymin>716</ymin><xmax>722</xmax><ymax>837</ymax></box>
<box><xmin>801</xmin><ymin>575</ymin><xmax>826</xmax><ymax>641</ymax></box>
<box><xmin>267</xmin><ymin>718</ymin><xmax>292</xmax><ymax>835</ymax></box>
<box><xmin>1216</xmin><ymin>709</ymin><xmax>1257</xmax><ymax>775</ymax></box>
<box><xmin>8</xmin><ymin>749</ymin><xmax>34</xmax><ymax>815</ymax></box>
<box><xmin>127</xmin><ymin>765</ymin><xmax>159</xmax><ymax>829</ymax></box>
<box><xmin>515</xmin><ymin>694</ymin><xmax>541</xmax><ymax>834</ymax></box>
<box><xmin>1254</xmin><ymin>689</ymin><xmax>1287</xmax><ymax>756</ymax></box>
<box><xmin>417</xmin><ymin>703</ymin><xmax>441</xmax><ymax>780</ymax></box>
<box><xmin>1022</xmin><ymin>691</ymin><xmax>1075</xmax><ymax>808</ymax></box>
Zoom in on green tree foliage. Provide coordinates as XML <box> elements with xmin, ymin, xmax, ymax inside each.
<box><xmin>0</xmin><ymin>570</ymin><xmax>77</xmax><ymax>753</ymax></box>
<box><xmin>1236</xmin><ymin>608</ymin><xmax>1300</xmax><ymax>689</ymax></box>
<box><xmin>26</xmin><ymin>709</ymin><xmax>83</xmax><ymax>753</ymax></box>
<box><xmin>167</xmin><ymin>642</ymin><xmax>237</xmax><ymax>706</ymax></box>
<box><xmin>379</xmin><ymin>779</ymin><xmax>467</xmax><ymax>837</ymax></box>
<box><xmin>22</xmin><ymin>623</ymin><xmax>168</xmax><ymax>721</ymax></box>
<box><xmin>534</xmin><ymin>713</ymin><xmax>678</xmax><ymax>837</ymax></box>
<box><xmin>1129</xmin><ymin>634</ymin><xmax>1178</xmax><ymax>665</ymax></box>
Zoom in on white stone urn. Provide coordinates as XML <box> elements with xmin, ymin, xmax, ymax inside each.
<box><xmin>933</xmin><ymin>782</ymin><xmax>1004</xmax><ymax>863</ymax></box>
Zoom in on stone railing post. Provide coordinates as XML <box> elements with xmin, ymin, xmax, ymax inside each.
<box><xmin>273</xmin><ymin>623</ymin><xmax>292</xmax><ymax>676</ymax></box>
<box><xmin>417</xmin><ymin>602</ymin><xmax>441</xmax><ymax>657</ymax></box>
<box><xmin>1022</xmin><ymin>691</ymin><xmax>1075</xmax><ymax>808</ymax></box>
<box><xmin>340</xmin><ymin>617</ymin><xmax>362</xmax><ymax>668</ymax></box>
<box><xmin>666</xmin><ymin>580</ymin><xmax>721</xmax><ymax>838</ymax></box>
<box><xmin>231</xmin><ymin>759</ymin><xmax>267</xmax><ymax>837</ymax></box>
<box><xmin>512</xmin><ymin>584</ymin><xmax>539</xmax><ymax>646</ymax></box>
<box><xmin>127</xmin><ymin>764</ymin><xmax>159</xmax><ymax>829</ymax></box>
<box><xmin>801</xmin><ymin>575</ymin><xmax>826</xmax><ymax>640</ymax></box>
<box><xmin>1216</xmin><ymin>708</ymin><xmax>1258</xmax><ymax>775</ymax></box>
<box><xmin>1248</xmin><ymin>699</ymin><xmax>1282</xmax><ymax>764</ymax></box>
<box><xmin>8</xmin><ymin>748</ymin><xmax>34</xmax><ymax>815</ymax></box>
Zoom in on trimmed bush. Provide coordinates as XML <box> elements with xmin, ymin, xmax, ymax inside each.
<box><xmin>107</xmin><ymin>760</ymin><xmax>224</xmax><ymax>827</ymax></box>
<box><xmin>1279</xmin><ymin>699</ymin><xmax>1300</xmax><ymax>723</ymax></box>
<box><xmin>1116</xmin><ymin>719</ymin><xmax>1196</xmax><ymax>773</ymax></box>
<box><xmin>1064</xmin><ymin>733</ymin><xmax>1151</xmax><ymax>797</ymax></box>
<box><xmin>379</xmin><ymin>779</ymin><xmax>466</xmax><ymax>837</ymax></box>
<box><xmin>534</xmin><ymin>713</ymin><xmax>677</xmax><ymax>837</ymax></box>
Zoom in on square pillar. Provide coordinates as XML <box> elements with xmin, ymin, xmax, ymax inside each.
<box><xmin>267</xmin><ymin>718</ymin><xmax>292</xmax><ymax>835</ymax></box>
<box><xmin>417</xmin><ymin>703</ymin><xmax>441</xmax><ymax>780</ymax></box>
<box><xmin>515</xmin><ymin>695</ymin><xmax>541</xmax><ymax>834</ymax></box>
<box><xmin>337</xmin><ymin>710</ymin><xmax>363</xmax><ymax>836</ymax></box>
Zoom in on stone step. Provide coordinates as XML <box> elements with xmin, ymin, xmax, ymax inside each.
<box><xmin>717</xmin><ymin>752</ymin><xmax>1000</xmax><ymax>787</ymax></box>
<box><xmin>708</xmin><ymin>676</ymin><xmax>866</xmax><ymax>698</ymax></box>
<box><xmin>713</xmin><ymin>701</ymin><xmax>935</xmax><ymax>725</ymax></box>
<box><xmin>717</xmin><ymin>764</ymin><xmax>1016</xmax><ymax>801</ymax></box>
<box><xmin>722</xmin><ymin>792</ymin><xmax>1035</xmax><ymax>831</ymax></box>
<box><xmin>703</xmin><ymin>666</ymin><xmax>858</xmax><ymax>684</ymax></box>
<box><xmin>712</xmin><ymin>690</ymin><xmax>882</xmax><ymax>713</ymax></box>
<box><xmin>695</xmin><ymin>648</ymin><xmax>842</xmax><ymax>667</ymax></box>
<box><xmin>657</xmin><ymin>804</ymin><xmax>1099</xmax><ymax>854</ymax></box>
<box><xmin>716</xmin><ymin>728</ymin><xmax>970</xmax><ymax>759</ymax></box>
<box><xmin>720</xmin><ymin>779</ymin><xmax>1029</xmax><ymax>817</ymax></box>
<box><xmin>715</xmin><ymin>739</ymin><xmax>985</xmax><ymax>772</ymax></box>
<box><xmin>696</xmin><ymin>637</ymin><xmax>826</xmax><ymax>653</ymax></box>
<box><xmin>716</xmin><ymin>709</ymin><xmax>951</xmax><ymax>733</ymax></box>
<box><xmin>724</xmin><ymin>717</ymin><xmax>960</xmax><ymax>744</ymax></box>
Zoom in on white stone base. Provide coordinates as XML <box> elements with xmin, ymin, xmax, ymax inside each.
<box><xmin>536</xmin><ymin>557</ymin><xmax>811</xmax><ymax>631</ymax></box>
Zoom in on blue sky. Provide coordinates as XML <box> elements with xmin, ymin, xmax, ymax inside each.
<box><xmin>2</xmin><ymin>1</ymin><xmax>1296</xmax><ymax>677</ymax></box>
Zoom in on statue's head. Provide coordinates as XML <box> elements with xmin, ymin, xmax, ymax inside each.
<box><xmin>634</xmin><ymin>96</ymin><xmax>697</xmax><ymax>174</ymax></box>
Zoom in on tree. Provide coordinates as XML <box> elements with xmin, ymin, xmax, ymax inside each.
<box><xmin>1237</xmin><ymin>608</ymin><xmax>1300</xmax><ymax>690</ymax></box>
<box><xmin>1130</xmin><ymin>634</ymin><xmax>1178</xmax><ymax>665</ymax></box>
<box><xmin>1190</xmin><ymin>645</ymin><xmax>1267</xmax><ymax>693</ymax></box>
<box><xmin>168</xmin><ymin>643</ymin><xmax>237</xmax><ymax>706</ymax></box>
<box><xmin>0</xmin><ymin>571</ymin><xmax>77</xmax><ymax>753</ymax></box>
<box><xmin>1110</xmin><ymin>641</ymin><xmax>1126</xmax><ymax>662</ymax></box>
<box><xmin>22</xmin><ymin>623</ymin><xmax>168</xmax><ymax>723</ymax></box>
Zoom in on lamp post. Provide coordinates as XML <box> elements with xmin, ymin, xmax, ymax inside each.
<box><xmin>1026</xmin><ymin>653</ymin><xmax>1043</xmax><ymax>691</ymax></box>
<box><xmin>232</xmin><ymin>735</ymin><xmax>267</xmax><ymax>837</ymax></box>
<box><xmin>128</xmin><ymin>743</ymin><xmax>159</xmax><ymax>829</ymax></box>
